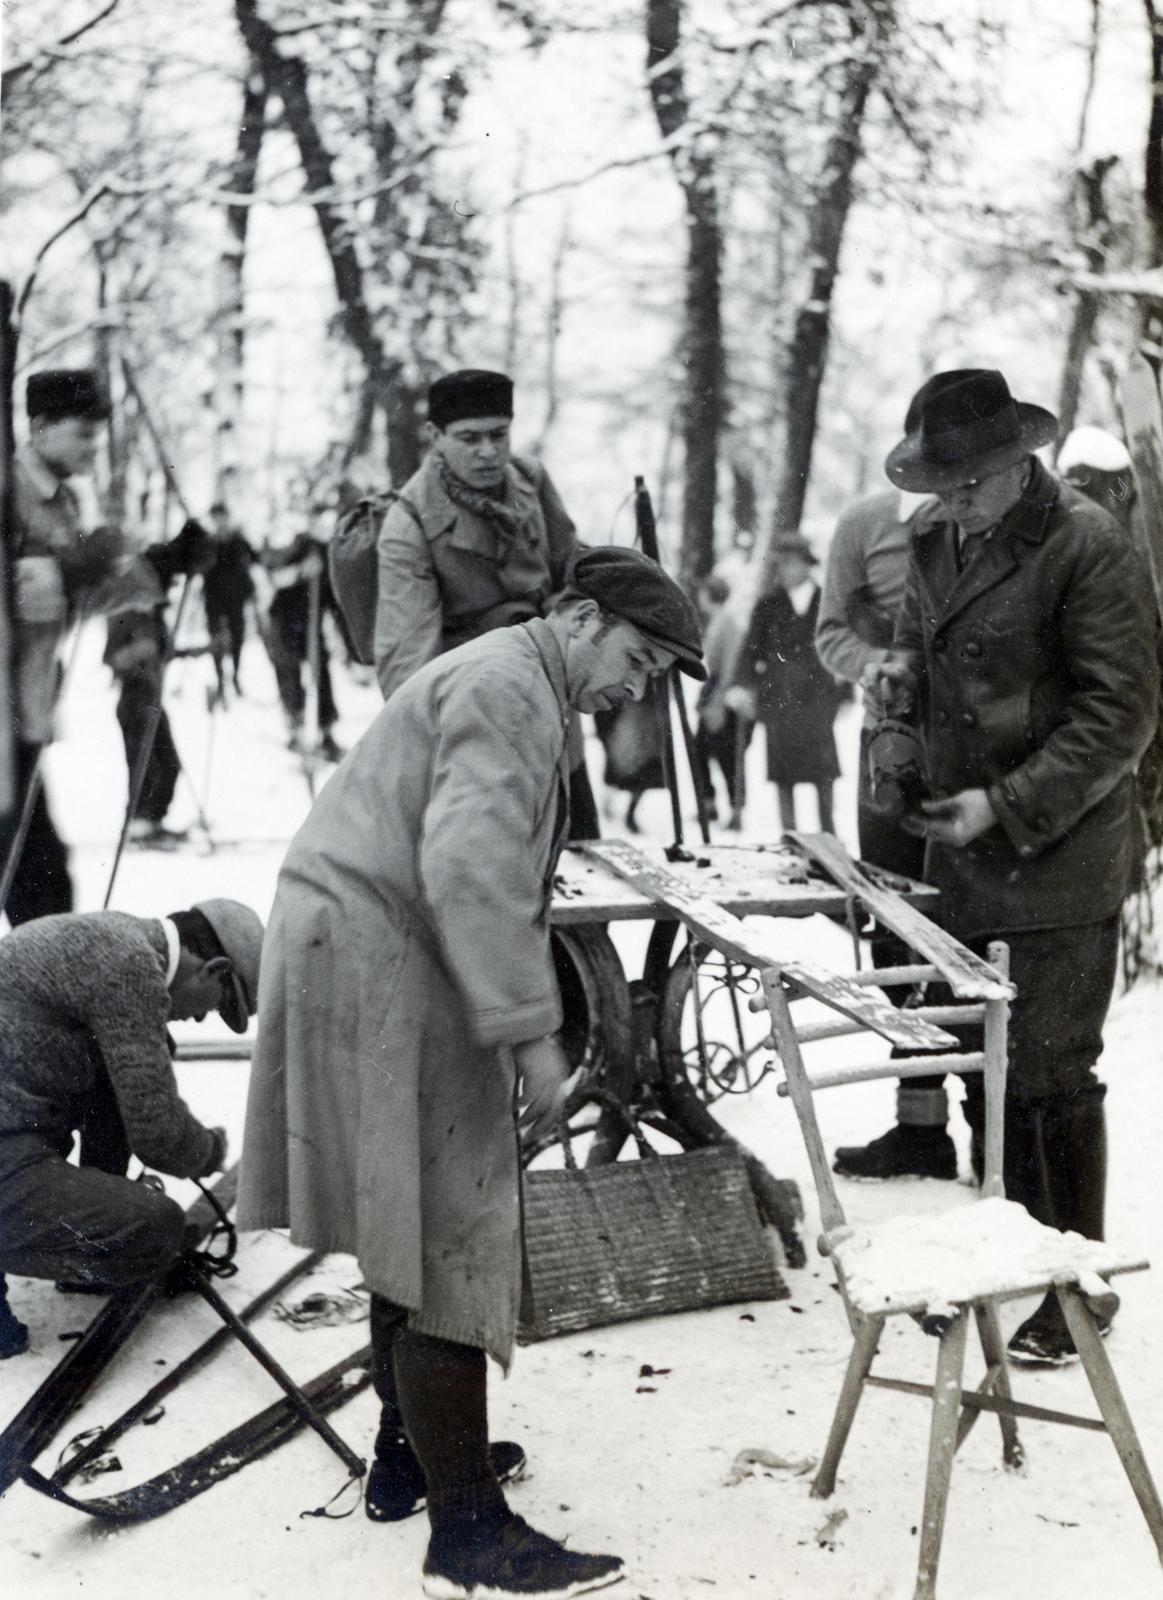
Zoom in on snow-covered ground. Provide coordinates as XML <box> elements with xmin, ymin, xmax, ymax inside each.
<box><xmin>2</xmin><ymin>623</ymin><xmax>1162</xmax><ymax>1600</ymax></box>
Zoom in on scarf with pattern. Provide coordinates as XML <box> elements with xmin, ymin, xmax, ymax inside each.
<box><xmin>436</xmin><ymin>451</ymin><xmax>525</xmax><ymax>547</ymax></box>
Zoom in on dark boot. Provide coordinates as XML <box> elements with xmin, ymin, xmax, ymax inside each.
<box><xmin>1009</xmin><ymin>1087</ymin><xmax>1112</xmax><ymax>1365</ymax></box>
<box><xmin>0</xmin><ymin>1275</ymin><xmax>29</xmax><ymax>1359</ymax></box>
<box><xmin>834</xmin><ymin>1083</ymin><xmax>956</xmax><ymax>1180</ymax></box>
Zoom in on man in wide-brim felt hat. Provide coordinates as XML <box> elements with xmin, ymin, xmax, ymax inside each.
<box><xmin>240</xmin><ymin>549</ymin><xmax>703</xmax><ymax>1597</ymax></box>
<box><xmin>860</xmin><ymin>368</ymin><xmax>1157</xmax><ymax>1364</ymax></box>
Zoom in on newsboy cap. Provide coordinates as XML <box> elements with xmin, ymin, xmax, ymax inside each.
<box><xmin>428</xmin><ymin>369</ymin><xmax>514</xmax><ymax>429</ymax></box>
<box><xmin>569</xmin><ymin>546</ymin><xmax>706</xmax><ymax>679</ymax></box>
<box><xmin>26</xmin><ymin>368</ymin><xmax>112</xmax><ymax>423</ymax></box>
<box><xmin>193</xmin><ymin>898</ymin><xmax>264</xmax><ymax>1034</ymax></box>
<box><xmin>885</xmin><ymin>369</ymin><xmax>1057</xmax><ymax>492</ymax></box>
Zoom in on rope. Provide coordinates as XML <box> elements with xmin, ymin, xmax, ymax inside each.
<box><xmin>190</xmin><ymin>1176</ymin><xmax>238</xmax><ymax>1279</ymax></box>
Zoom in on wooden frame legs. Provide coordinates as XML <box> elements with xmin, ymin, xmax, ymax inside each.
<box><xmin>973</xmin><ymin>1302</ymin><xmax>1025</xmax><ymax>1471</ymax></box>
<box><xmin>914</xmin><ymin>1311</ymin><xmax>968</xmax><ymax>1600</ymax></box>
<box><xmin>1058</xmin><ymin>1287</ymin><xmax>1163</xmax><ymax>1561</ymax></box>
<box><xmin>812</xmin><ymin>1313</ymin><xmax>883</xmax><ymax>1499</ymax></box>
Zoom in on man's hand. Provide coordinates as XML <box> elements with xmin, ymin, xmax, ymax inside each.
<box><xmin>723</xmin><ymin>685</ymin><xmax>756</xmax><ymax>720</ymax></box>
<box><xmin>200</xmin><ymin>1126</ymin><xmax>228</xmax><ymax>1176</ymax></box>
<box><xmin>514</xmin><ymin>1035</ymin><xmax>578</xmax><ymax>1143</ymax></box>
<box><xmin>918</xmin><ymin>789</ymin><xmax>997</xmax><ymax>847</ymax></box>
<box><xmin>859</xmin><ymin>659</ymin><xmax>917</xmax><ymax>719</ymax></box>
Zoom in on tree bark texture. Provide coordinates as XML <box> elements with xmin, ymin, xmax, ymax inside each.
<box><xmin>765</xmin><ymin>44</ymin><xmax>875</xmax><ymax>580</ymax></box>
<box><xmin>1143</xmin><ymin>0</ymin><xmax>1163</xmax><ymax>340</ymax></box>
<box><xmin>646</xmin><ymin>0</ymin><xmax>725</xmax><ymax>592</ymax></box>
<box><xmin>213</xmin><ymin>66</ymin><xmax>268</xmax><ymax>500</ymax></box>
<box><xmin>233</xmin><ymin>0</ymin><xmax>398</xmax><ymax>458</ymax></box>
<box><xmin>1056</xmin><ymin>156</ymin><xmax>1117</xmax><ymax>439</ymax></box>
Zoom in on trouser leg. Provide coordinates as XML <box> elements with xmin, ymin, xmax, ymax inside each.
<box><xmin>317</xmin><ymin>646</ymin><xmax>339</xmax><ymax>731</ymax></box>
<box><xmin>816</xmin><ymin>781</ymin><xmax>835</xmax><ymax>834</ymax></box>
<box><xmin>776</xmin><ymin>783</ymin><xmax>797</xmax><ymax>831</ymax></box>
<box><xmin>392</xmin><ymin>1324</ymin><xmax>506</xmax><ymax>1531</ymax></box>
<box><xmin>0</xmin><ymin>743</ymin><xmax>72</xmax><ymax>927</ymax></box>
<box><xmin>370</xmin><ymin>1292</ymin><xmax>409</xmax><ymax>1454</ymax></box>
<box><xmin>0</xmin><ymin>1134</ymin><xmax>187</xmax><ymax>1288</ymax></box>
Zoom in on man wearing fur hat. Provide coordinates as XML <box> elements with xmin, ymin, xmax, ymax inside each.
<box><xmin>241</xmin><ymin>548</ymin><xmax>705</xmax><ymax>1597</ymax></box>
<box><xmin>373</xmin><ymin>368</ymin><xmax>600</xmax><ymax>835</ymax></box>
<box><xmin>4</xmin><ymin>370</ymin><xmax>124</xmax><ymax>923</ymax></box>
<box><xmin>865</xmin><ymin>369</ymin><xmax>1157</xmax><ymax>1363</ymax></box>
<box><xmin>0</xmin><ymin>899</ymin><xmax>264</xmax><ymax>1358</ymax></box>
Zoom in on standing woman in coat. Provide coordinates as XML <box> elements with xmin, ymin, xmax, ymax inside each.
<box><xmin>729</xmin><ymin>535</ymin><xmax>843</xmax><ymax>833</ymax></box>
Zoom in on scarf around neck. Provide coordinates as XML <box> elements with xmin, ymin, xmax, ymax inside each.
<box><xmin>436</xmin><ymin>451</ymin><xmax>524</xmax><ymax>546</ymax></box>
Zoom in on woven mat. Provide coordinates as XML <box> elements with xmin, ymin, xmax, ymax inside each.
<box><xmin>519</xmin><ymin>1146</ymin><xmax>787</xmax><ymax>1341</ymax></box>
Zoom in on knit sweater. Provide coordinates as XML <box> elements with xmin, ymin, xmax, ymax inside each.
<box><xmin>0</xmin><ymin>911</ymin><xmax>219</xmax><ymax>1177</ymax></box>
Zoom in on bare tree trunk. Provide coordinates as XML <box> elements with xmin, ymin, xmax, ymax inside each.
<box><xmin>234</xmin><ymin>0</ymin><xmax>397</xmax><ymax>446</ymax></box>
<box><xmin>764</xmin><ymin>42</ymin><xmax>876</xmax><ymax>580</ymax></box>
<box><xmin>1143</xmin><ymin>0</ymin><xmax>1163</xmax><ymax>343</ymax></box>
<box><xmin>1057</xmin><ymin>156</ymin><xmax>1117</xmax><ymax>437</ymax></box>
<box><xmin>646</xmin><ymin>0</ymin><xmax>725</xmax><ymax>592</ymax></box>
<box><xmin>212</xmin><ymin>64</ymin><xmax>267</xmax><ymax>501</ymax></box>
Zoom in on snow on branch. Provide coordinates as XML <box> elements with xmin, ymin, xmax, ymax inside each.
<box><xmin>505</xmin><ymin>126</ymin><xmax>695</xmax><ymax>210</ymax></box>
<box><xmin>2</xmin><ymin>0</ymin><xmax>122</xmax><ymax>91</ymax></box>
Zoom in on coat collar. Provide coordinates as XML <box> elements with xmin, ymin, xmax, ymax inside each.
<box><xmin>524</xmin><ymin>615</ymin><xmax>571</xmax><ymax>720</ymax></box>
<box><xmin>16</xmin><ymin>444</ymin><xmax>69</xmax><ymax>503</ymax></box>
<box><xmin>421</xmin><ymin>453</ymin><xmax>536</xmax><ymax>538</ymax></box>
<box><xmin>915</xmin><ymin>456</ymin><xmax>1060</xmax><ymax>632</ymax></box>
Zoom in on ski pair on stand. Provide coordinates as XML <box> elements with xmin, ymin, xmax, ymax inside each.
<box><xmin>0</xmin><ymin>1168</ymin><xmax>371</xmax><ymax>1523</ymax></box>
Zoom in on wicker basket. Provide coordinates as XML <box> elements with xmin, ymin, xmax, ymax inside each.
<box><xmin>518</xmin><ymin>1144</ymin><xmax>786</xmax><ymax>1342</ymax></box>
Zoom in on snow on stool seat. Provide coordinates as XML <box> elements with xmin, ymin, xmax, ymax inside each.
<box><xmin>829</xmin><ymin>1195</ymin><xmax>1147</xmax><ymax>1320</ymax></box>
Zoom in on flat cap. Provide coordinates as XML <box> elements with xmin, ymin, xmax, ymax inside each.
<box><xmin>27</xmin><ymin>368</ymin><xmax>112</xmax><ymax>423</ymax></box>
<box><xmin>571</xmin><ymin>546</ymin><xmax>706</xmax><ymax>679</ymax></box>
<box><xmin>194</xmin><ymin>898</ymin><xmax>264</xmax><ymax>1034</ymax></box>
<box><xmin>428</xmin><ymin>369</ymin><xmax>514</xmax><ymax>429</ymax></box>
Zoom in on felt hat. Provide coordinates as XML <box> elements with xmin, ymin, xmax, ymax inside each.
<box><xmin>26</xmin><ymin>368</ymin><xmax>112</xmax><ymax>423</ymax></box>
<box><xmin>885</xmin><ymin>369</ymin><xmax>1058</xmax><ymax>492</ymax></box>
<box><xmin>569</xmin><ymin>546</ymin><xmax>706</xmax><ymax>679</ymax></box>
<box><xmin>194</xmin><ymin>898</ymin><xmax>264</xmax><ymax>1034</ymax></box>
<box><xmin>428</xmin><ymin>369</ymin><xmax>514</xmax><ymax>429</ymax></box>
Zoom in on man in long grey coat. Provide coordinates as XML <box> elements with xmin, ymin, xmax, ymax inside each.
<box><xmin>239</xmin><ymin>547</ymin><xmax>705</xmax><ymax>1600</ymax></box>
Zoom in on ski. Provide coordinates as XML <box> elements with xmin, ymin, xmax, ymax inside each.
<box><xmin>1119</xmin><ymin>353</ymin><xmax>1163</xmax><ymax>629</ymax></box>
<box><xmin>54</xmin><ymin>1248</ymin><xmax>326</xmax><ymax>1488</ymax></box>
<box><xmin>0</xmin><ymin>1166</ymin><xmax>238</xmax><ymax>1499</ymax></box>
<box><xmin>22</xmin><ymin>1343</ymin><xmax>372</xmax><ymax>1523</ymax></box>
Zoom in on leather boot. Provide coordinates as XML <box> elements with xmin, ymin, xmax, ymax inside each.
<box><xmin>0</xmin><ymin>1275</ymin><xmax>29</xmax><ymax>1359</ymax></box>
<box><xmin>833</xmin><ymin>1083</ymin><xmax>956</xmax><ymax>1180</ymax></box>
<box><xmin>1009</xmin><ymin>1087</ymin><xmax>1112</xmax><ymax>1365</ymax></box>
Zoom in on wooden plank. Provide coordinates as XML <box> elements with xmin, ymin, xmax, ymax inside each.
<box><xmin>550</xmin><ymin>841</ymin><xmax>938</xmax><ymax>926</ymax></box>
<box><xmin>787</xmin><ymin>832</ymin><xmax>1014</xmax><ymax>1000</ymax></box>
<box><xmin>582</xmin><ymin>840</ymin><xmax>957</xmax><ymax>1051</ymax></box>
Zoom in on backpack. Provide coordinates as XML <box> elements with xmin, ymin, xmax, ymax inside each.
<box><xmin>328</xmin><ymin>457</ymin><xmax>542</xmax><ymax>667</ymax></box>
<box><xmin>328</xmin><ymin>491</ymin><xmax>423</xmax><ymax>666</ymax></box>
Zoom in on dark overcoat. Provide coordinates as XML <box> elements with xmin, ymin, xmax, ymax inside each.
<box><xmin>238</xmin><ymin>620</ymin><xmax>571</xmax><ymax>1368</ymax></box>
<box><xmin>736</xmin><ymin>585</ymin><xmax>842</xmax><ymax>784</ymax></box>
<box><xmin>893</xmin><ymin>459</ymin><xmax>1158</xmax><ymax>941</ymax></box>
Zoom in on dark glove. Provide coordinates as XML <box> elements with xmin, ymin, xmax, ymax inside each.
<box><xmin>199</xmin><ymin>1126</ymin><xmax>228</xmax><ymax>1177</ymax></box>
<box><xmin>151</xmin><ymin>519</ymin><xmax>214</xmax><ymax>584</ymax></box>
<box><xmin>57</xmin><ymin>525</ymin><xmax>126</xmax><ymax>595</ymax></box>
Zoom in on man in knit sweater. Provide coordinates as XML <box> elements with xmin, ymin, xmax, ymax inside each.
<box><xmin>0</xmin><ymin>898</ymin><xmax>263</xmax><ymax>1357</ymax></box>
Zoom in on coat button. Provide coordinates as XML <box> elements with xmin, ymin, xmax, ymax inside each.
<box><xmin>960</xmin><ymin>711</ymin><xmax>976</xmax><ymax>728</ymax></box>
<box><xmin>965</xmin><ymin>641</ymin><xmax>982</xmax><ymax>658</ymax></box>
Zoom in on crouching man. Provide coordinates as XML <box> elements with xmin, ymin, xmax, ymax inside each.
<box><xmin>0</xmin><ymin>900</ymin><xmax>264</xmax><ymax>1357</ymax></box>
<box><xmin>239</xmin><ymin>548</ymin><xmax>705</xmax><ymax>1600</ymax></box>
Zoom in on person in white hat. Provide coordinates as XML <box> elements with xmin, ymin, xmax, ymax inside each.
<box><xmin>0</xmin><ymin>899</ymin><xmax>263</xmax><ymax>1357</ymax></box>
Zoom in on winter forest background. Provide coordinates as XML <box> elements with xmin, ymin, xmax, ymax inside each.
<box><xmin>2</xmin><ymin>0</ymin><xmax>1159</xmax><ymax>593</ymax></box>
